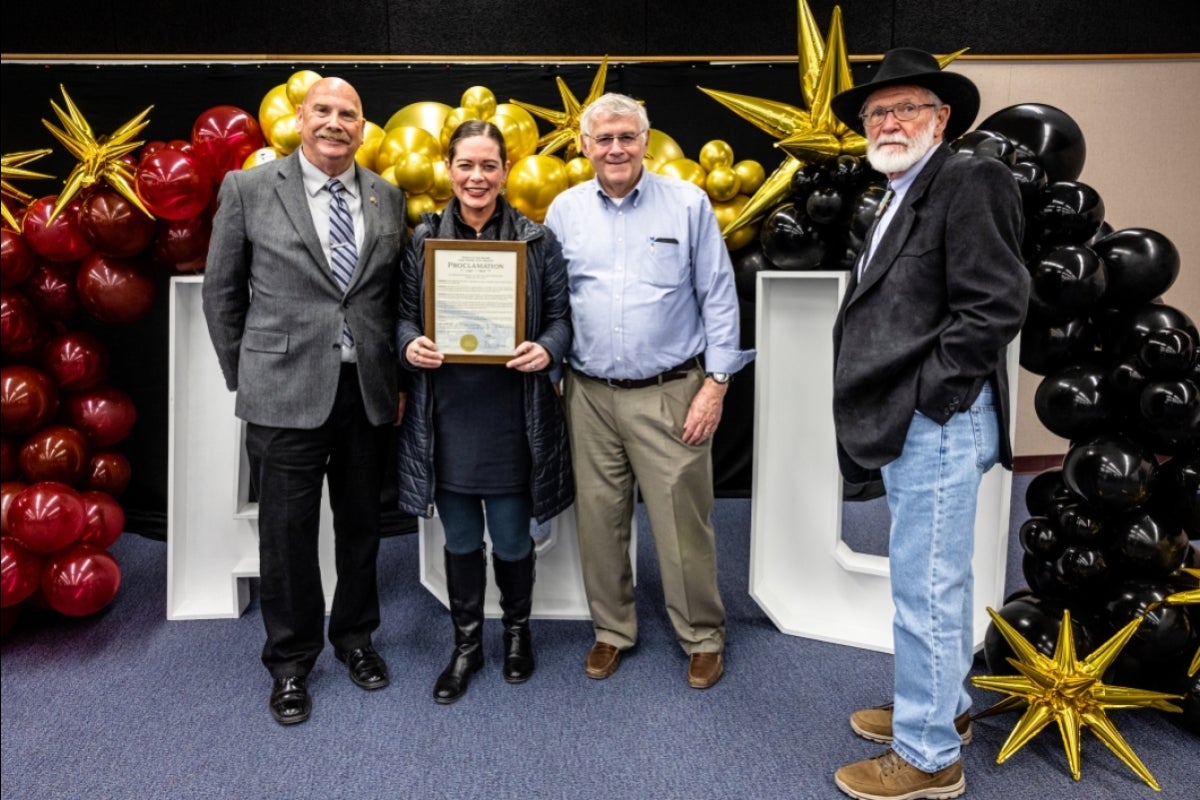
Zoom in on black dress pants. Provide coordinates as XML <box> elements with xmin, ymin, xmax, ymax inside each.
<box><xmin>246</xmin><ymin>364</ymin><xmax>387</xmax><ymax>678</ymax></box>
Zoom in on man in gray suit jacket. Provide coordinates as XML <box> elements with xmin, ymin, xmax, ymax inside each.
<box><xmin>827</xmin><ymin>50</ymin><xmax>1030</xmax><ymax>799</ymax></box>
<box><xmin>203</xmin><ymin>77</ymin><xmax>407</xmax><ymax>726</ymax></box>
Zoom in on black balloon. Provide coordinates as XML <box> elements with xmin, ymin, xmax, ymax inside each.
<box><xmin>805</xmin><ymin>186</ymin><xmax>845</xmax><ymax>226</ymax></box>
<box><xmin>1010</xmin><ymin>159</ymin><xmax>1049</xmax><ymax>213</ymax></box>
<box><xmin>828</xmin><ymin>155</ymin><xmax>867</xmax><ymax>189</ymax></box>
<box><xmin>1055</xmin><ymin>545</ymin><xmax>1110</xmax><ymax>595</ymax></box>
<box><xmin>1055</xmin><ymin>502</ymin><xmax>1107</xmax><ymax>548</ymax></box>
<box><xmin>1028</xmin><ymin>245</ymin><xmax>1106</xmax><ymax>320</ymax></box>
<box><xmin>1151</xmin><ymin>452</ymin><xmax>1199</xmax><ymax>537</ymax></box>
<box><xmin>789</xmin><ymin>163</ymin><xmax>824</xmax><ymax>202</ymax></box>
<box><xmin>983</xmin><ymin>595</ymin><xmax>1093</xmax><ymax>674</ymax></box>
<box><xmin>1022</xmin><ymin>553</ymin><xmax>1072</xmax><ymax>601</ymax></box>
<box><xmin>1138</xmin><ymin>327</ymin><xmax>1195</xmax><ymax>377</ymax></box>
<box><xmin>733</xmin><ymin>246</ymin><xmax>770</xmax><ymax>303</ymax></box>
<box><xmin>1104</xmin><ymin>580</ymin><xmax>1194</xmax><ymax>687</ymax></box>
<box><xmin>1178</xmin><ymin>671</ymin><xmax>1200</xmax><ymax>735</ymax></box>
<box><xmin>1092</xmin><ymin>227</ymin><xmax>1180</xmax><ymax>308</ymax></box>
<box><xmin>977</xmin><ymin>103</ymin><xmax>1086</xmax><ymax>183</ymax></box>
<box><xmin>1029</xmin><ymin>181</ymin><xmax>1105</xmax><ymax>247</ymax></box>
<box><xmin>847</xmin><ymin>183</ymin><xmax>889</xmax><ymax>241</ymax></box>
<box><xmin>1034</xmin><ymin>364</ymin><xmax>1112</xmax><ymax>440</ymax></box>
<box><xmin>1108</xmin><ymin>358</ymin><xmax>1149</xmax><ymax>418</ymax></box>
<box><xmin>950</xmin><ymin>130</ymin><xmax>1018</xmax><ymax>164</ymax></box>
<box><xmin>1138</xmin><ymin>379</ymin><xmax>1200</xmax><ymax>444</ymax></box>
<box><xmin>1018</xmin><ymin>516</ymin><xmax>1063</xmax><ymax>560</ymax></box>
<box><xmin>1019</xmin><ymin>316</ymin><xmax>1099</xmax><ymax>376</ymax></box>
<box><xmin>760</xmin><ymin>203</ymin><xmax>828</xmax><ymax>270</ymax></box>
<box><xmin>1062</xmin><ymin>433</ymin><xmax>1157</xmax><ymax>513</ymax></box>
<box><xmin>1108</xmin><ymin>509</ymin><xmax>1190</xmax><ymax>579</ymax></box>
<box><xmin>1100</xmin><ymin>303</ymin><xmax>1198</xmax><ymax>363</ymax></box>
<box><xmin>1025</xmin><ymin>468</ymin><xmax>1071</xmax><ymax>517</ymax></box>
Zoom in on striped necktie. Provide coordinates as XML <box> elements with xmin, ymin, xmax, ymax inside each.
<box><xmin>856</xmin><ymin>185</ymin><xmax>895</xmax><ymax>282</ymax></box>
<box><xmin>325</xmin><ymin>177</ymin><xmax>357</xmax><ymax>348</ymax></box>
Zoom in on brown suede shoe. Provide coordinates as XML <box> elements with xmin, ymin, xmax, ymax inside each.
<box><xmin>835</xmin><ymin>749</ymin><xmax>965</xmax><ymax>800</ymax></box>
<box><xmin>686</xmin><ymin>651</ymin><xmax>724</xmax><ymax>689</ymax></box>
<box><xmin>850</xmin><ymin>703</ymin><xmax>972</xmax><ymax>744</ymax></box>
<box><xmin>584</xmin><ymin>642</ymin><xmax>621</xmax><ymax>679</ymax></box>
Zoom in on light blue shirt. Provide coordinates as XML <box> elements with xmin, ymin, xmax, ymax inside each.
<box><xmin>545</xmin><ymin>169</ymin><xmax>755</xmax><ymax>380</ymax></box>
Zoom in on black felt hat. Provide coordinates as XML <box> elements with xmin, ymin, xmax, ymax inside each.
<box><xmin>831</xmin><ymin>47</ymin><xmax>980</xmax><ymax>142</ymax></box>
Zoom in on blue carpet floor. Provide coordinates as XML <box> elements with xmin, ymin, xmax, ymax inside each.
<box><xmin>2</xmin><ymin>477</ymin><xmax>1196</xmax><ymax>800</ymax></box>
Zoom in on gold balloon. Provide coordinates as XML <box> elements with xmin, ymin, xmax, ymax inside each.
<box><xmin>492</xmin><ymin>104</ymin><xmax>540</xmax><ymax>162</ymax></box>
<box><xmin>461</xmin><ymin>86</ymin><xmax>497</xmax><ymax>120</ymax></box>
<box><xmin>733</xmin><ymin>159</ymin><xmax>766</xmax><ymax>196</ymax></box>
<box><xmin>658</xmin><ymin>158</ymin><xmax>707</xmax><ymax>191</ymax></box>
<box><xmin>243</xmin><ymin>147</ymin><xmax>280</xmax><ymax>170</ymax></box>
<box><xmin>385</xmin><ymin>101</ymin><xmax>453</xmax><ymax>138</ymax></box>
<box><xmin>643</xmin><ymin>129</ymin><xmax>686</xmax><ymax>173</ymax></box>
<box><xmin>713</xmin><ymin>195</ymin><xmax>758</xmax><ymax>251</ymax></box>
<box><xmin>564</xmin><ymin>156</ymin><xmax>594</xmax><ymax>187</ymax></box>
<box><xmin>285</xmin><ymin>70</ymin><xmax>322</xmax><ymax>107</ymax></box>
<box><xmin>699</xmin><ymin>139</ymin><xmax>735</xmax><ymax>172</ymax></box>
<box><xmin>268</xmin><ymin>114</ymin><xmax>301</xmax><ymax>156</ymax></box>
<box><xmin>705</xmin><ymin>166</ymin><xmax>741</xmax><ymax>202</ymax></box>
<box><xmin>405</xmin><ymin>193</ymin><xmax>437</xmax><ymax>228</ymax></box>
<box><xmin>379</xmin><ymin>166</ymin><xmax>399</xmax><ymax>189</ymax></box>
<box><xmin>439</xmin><ymin>106</ymin><xmax>481</xmax><ymax>154</ymax></box>
<box><xmin>377</xmin><ymin>125</ymin><xmax>441</xmax><ymax>174</ymax></box>
<box><xmin>393</xmin><ymin>152</ymin><xmax>435</xmax><ymax>195</ymax></box>
<box><xmin>357</xmin><ymin>121</ymin><xmax>385</xmax><ymax>170</ymax></box>
<box><xmin>429</xmin><ymin>160</ymin><xmax>453</xmax><ymax>202</ymax></box>
<box><xmin>259</xmin><ymin>84</ymin><xmax>296</xmax><ymax>140</ymax></box>
<box><xmin>505</xmin><ymin>155</ymin><xmax>569</xmax><ymax>223</ymax></box>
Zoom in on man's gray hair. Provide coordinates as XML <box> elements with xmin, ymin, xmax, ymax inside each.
<box><xmin>579</xmin><ymin>93</ymin><xmax>650</xmax><ymax>138</ymax></box>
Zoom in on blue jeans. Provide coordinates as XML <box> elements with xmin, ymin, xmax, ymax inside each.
<box><xmin>880</xmin><ymin>382</ymin><xmax>999</xmax><ymax>772</ymax></box>
<box><xmin>435</xmin><ymin>489</ymin><xmax>532</xmax><ymax>562</ymax></box>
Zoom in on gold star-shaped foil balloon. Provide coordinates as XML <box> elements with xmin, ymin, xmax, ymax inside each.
<box><xmin>40</xmin><ymin>84</ymin><xmax>154</xmax><ymax>222</ymax></box>
<box><xmin>970</xmin><ymin>607</ymin><xmax>1182</xmax><ymax>791</ymax></box>
<box><xmin>508</xmin><ymin>57</ymin><xmax>612</xmax><ymax>160</ymax></box>
<box><xmin>698</xmin><ymin>0</ymin><xmax>966</xmax><ymax>239</ymax></box>
<box><xmin>1</xmin><ymin>148</ymin><xmax>54</xmax><ymax>231</ymax></box>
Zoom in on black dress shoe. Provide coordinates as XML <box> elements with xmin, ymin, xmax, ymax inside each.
<box><xmin>335</xmin><ymin>645</ymin><xmax>390</xmax><ymax>690</ymax></box>
<box><xmin>269</xmin><ymin>676</ymin><xmax>311</xmax><ymax>725</ymax></box>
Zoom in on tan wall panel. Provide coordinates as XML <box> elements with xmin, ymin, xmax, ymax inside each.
<box><xmin>954</xmin><ymin>59</ymin><xmax>1200</xmax><ymax>457</ymax></box>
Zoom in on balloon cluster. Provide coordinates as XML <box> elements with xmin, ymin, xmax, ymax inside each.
<box><xmin>956</xmin><ymin>104</ymin><xmax>1199</xmax><ymax>733</ymax></box>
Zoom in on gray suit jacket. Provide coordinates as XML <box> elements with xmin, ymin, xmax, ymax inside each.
<box><xmin>202</xmin><ymin>150</ymin><xmax>407</xmax><ymax>428</ymax></box>
<box><xmin>832</xmin><ymin>145</ymin><xmax>1030</xmax><ymax>470</ymax></box>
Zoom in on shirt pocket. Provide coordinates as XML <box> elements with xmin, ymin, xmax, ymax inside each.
<box><xmin>644</xmin><ymin>238</ymin><xmax>686</xmax><ymax>288</ymax></box>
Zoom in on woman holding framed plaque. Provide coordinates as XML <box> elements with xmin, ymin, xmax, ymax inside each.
<box><xmin>396</xmin><ymin>120</ymin><xmax>574</xmax><ymax>704</ymax></box>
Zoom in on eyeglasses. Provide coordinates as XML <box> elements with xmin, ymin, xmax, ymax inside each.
<box><xmin>859</xmin><ymin>102</ymin><xmax>938</xmax><ymax>128</ymax></box>
<box><xmin>585</xmin><ymin>132</ymin><xmax>644</xmax><ymax>149</ymax></box>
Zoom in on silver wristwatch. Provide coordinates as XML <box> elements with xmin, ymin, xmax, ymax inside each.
<box><xmin>706</xmin><ymin>372</ymin><xmax>732</xmax><ymax>384</ymax></box>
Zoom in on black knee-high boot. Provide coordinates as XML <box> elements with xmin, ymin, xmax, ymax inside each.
<box><xmin>434</xmin><ymin>547</ymin><xmax>486</xmax><ymax>704</ymax></box>
<box><xmin>493</xmin><ymin>547</ymin><xmax>535</xmax><ymax>683</ymax></box>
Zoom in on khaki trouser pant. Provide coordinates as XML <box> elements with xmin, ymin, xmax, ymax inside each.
<box><xmin>564</xmin><ymin>367</ymin><xmax>725</xmax><ymax>655</ymax></box>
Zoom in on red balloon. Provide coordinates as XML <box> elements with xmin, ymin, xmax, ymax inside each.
<box><xmin>0</xmin><ymin>365</ymin><xmax>60</xmax><ymax>436</ymax></box>
<box><xmin>192</xmin><ymin>105</ymin><xmax>266</xmax><ymax>186</ymax></box>
<box><xmin>1</xmin><ymin>227</ymin><xmax>35</xmax><ymax>288</ymax></box>
<box><xmin>40</xmin><ymin>329</ymin><xmax>110</xmax><ymax>391</ymax></box>
<box><xmin>78</xmin><ymin>490</ymin><xmax>123</xmax><ymax>548</ymax></box>
<box><xmin>139</xmin><ymin>141</ymin><xmax>167</xmax><ymax>162</ymax></box>
<box><xmin>0</xmin><ymin>288</ymin><xmax>47</xmax><ymax>357</ymax></box>
<box><xmin>83</xmin><ymin>450</ymin><xmax>131</xmax><ymax>497</ymax></box>
<box><xmin>1</xmin><ymin>480</ymin><xmax>28</xmax><ymax>533</ymax></box>
<box><xmin>21</xmin><ymin>196</ymin><xmax>94</xmax><ymax>263</ymax></box>
<box><xmin>19</xmin><ymin>424</ymin><xmax>91</xmax><ymax>485</ymax></box>
<box><xmin>64</xmin><ymin>385</ymin><xmax>136</xmax><ymax>447</ymax></box>
<box><xmin>152</xmin><ymin>213</ymin><xmax>212</xmax><ymax>268</ymax></box>
<box><xmin>24</xmin><ymin>260</ymin><xmax>82</xmax><ymax>321</ymax></box>
<box><xmin>165</xmin><ymin>139</ymin><xmax>196</xmax><ymax>156</ymax></box>
<box><xmin>136</xmin><ymin>149</ymin><xmax>212</xmax><ymax>221</ymax></box>
<box><xmin>1</xmin><ymin>536</ymin><xmax>43</xmax><ymax>607</ymax></box>
<box><xmin>41</xmin><ymin>543</ymin><xmax>121</xmax><ymax>616</ymax></box>
<box><xmin>76</xmin><ymin>254</ymin><xmax>157</xmax><ymax>324</ymax></box>
<box><xmin>1</xmin><ymin>441</ymin><xmax>17</xmax><ymax>482</ymax></box>
<box><xmin>79</xmin><ymin>186</ymin><xmax>156</xmax><ymax>258</ymax></box>
<box><xmin>6</xmin><ymin>481</ymin><xmax>86</xmax><ymax>554</ymax></box>
<box><xmin>174</xmin><ymin>255</ymin><xmax>207</xmax><ymax>274</ymax></box>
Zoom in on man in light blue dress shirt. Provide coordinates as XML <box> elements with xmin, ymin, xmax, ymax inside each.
<box><xmin>545</xmin><ymin>93</ymin><xmax>755</xmax><ymax>689</ymax></box>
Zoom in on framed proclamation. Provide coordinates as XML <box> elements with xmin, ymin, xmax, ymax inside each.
<box><xmin>423</xmin><ymin>239</ymin><xmax>527</xmax><ymax>364</ymax></box>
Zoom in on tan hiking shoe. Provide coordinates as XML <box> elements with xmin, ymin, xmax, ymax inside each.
<box><xmin>850</xmin><ymin>703</ymin><xmax>972</xmax><ymax>744</ymax></box>
<box><xmin>835</xmin><ymin>749</ymin><xmax>965</xmax><ymax>800</ymax></box>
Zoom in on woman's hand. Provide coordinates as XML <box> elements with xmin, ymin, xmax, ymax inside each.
<box><xmin>506</xmin><ymin>341</ymin><xmax>549</xmax><ymax>373</ymax></box>
<box><xmin>407</xmin><ymin>336</ymin><xmax>444</xmax><ymax>369</ymax></box>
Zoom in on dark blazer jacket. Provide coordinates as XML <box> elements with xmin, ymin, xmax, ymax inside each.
<box><xmin>832</xmin><ymin>145</ymin><xmax>1030</xmax><ymax>471</ymax></box>
<box><xmin>202</xmin><ymin>150</ymin><xmax>407</xmax><ymax>429</ymax></box>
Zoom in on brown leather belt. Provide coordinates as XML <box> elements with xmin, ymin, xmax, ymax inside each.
<box><xmin>575</xmin><ymin>357</ymin><xmax>702</xmax><ymax>389</ymax></box>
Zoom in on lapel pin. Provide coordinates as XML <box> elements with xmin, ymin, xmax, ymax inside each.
<box><xmin>370</xmin><ymin>196</ymin><xmax>377</xmax><ymax>205</ymax></box>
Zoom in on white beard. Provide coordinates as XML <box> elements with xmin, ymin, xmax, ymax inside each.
<box><xmin>866</xmin><ymin>121</ymin><xmax>937</xmax><ymax>176</ymax></box>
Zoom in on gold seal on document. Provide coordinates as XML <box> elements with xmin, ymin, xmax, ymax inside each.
<box><xmin>460</xmin><ymin>334</ymin><xmax>478</xmax><ymax>352</ymax></box>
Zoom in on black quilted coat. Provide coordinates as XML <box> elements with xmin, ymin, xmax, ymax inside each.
<box><xmin>395</xmin><ymin>200</ymin><xmax>574</xmax><ymax>523</ymax></box>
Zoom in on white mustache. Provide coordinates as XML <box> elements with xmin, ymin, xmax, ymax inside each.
<box><xmin>317</xmin><ymin>130</ymin><xmax>351</xmax><ymax>144</ymax></box>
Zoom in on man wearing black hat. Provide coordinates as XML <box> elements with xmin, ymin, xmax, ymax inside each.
<box><xmin>829</xmin><ymin>48</ymin><xmax>1030</xmax><ymax>799</ymax></box>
